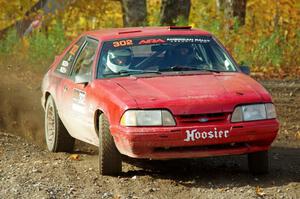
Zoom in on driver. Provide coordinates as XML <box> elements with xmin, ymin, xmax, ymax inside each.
<box><xmin>105</xmin><ymin>48</ymin><xmax>132</xmax><ymax>73</ymax></box>
<box><xmin>173</xmin><ymin>44</ymin><xmax>194</xmax><ymax>65</ymax></box>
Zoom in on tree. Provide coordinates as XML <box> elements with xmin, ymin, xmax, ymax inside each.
<box><xmin>7</xmin><ymin>0</ymin><xmax>65</xmax><ymax>37</ymax></box>
<box><xmin>216</xmin><ymin>0</ymin><xmax>226</xmax><ymax>13</ymax></box>
<box><xmin>160</xmin><ymin>0</ymin><xmax>191</xmax><ymax>26</ymax></box>
<box><xmin>15</xmin><ymin>0</ymin><xmax>47</xmax><ymax>37</ymax></box>
<box><xmin>120</xmin><ymin>0</ymin><xmax>147</xmax><ymax>27</ymax></box>
<box><xmin>224</xmin><ymin>0</ymin><xmax>247</xmax><ymax>26</ymax></box>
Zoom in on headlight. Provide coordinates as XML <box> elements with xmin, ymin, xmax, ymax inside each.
<box><xmin>120</xmin><ymin>110</ymin><xmax>176</xmax><ymax>126</ymax></box>
<box><xmin>265</xmin><ymin>103</ymin><xmax>276</xmax><ymax>119</ymax></box>
<box><xmin>231</xmin><ymin>103</ymin><xmax>276</xmax><ymax>122</ymax></box>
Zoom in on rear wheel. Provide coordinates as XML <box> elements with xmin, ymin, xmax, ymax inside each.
<box><xmin>248</xmin><ymin>151</ymin><xmax>269</xmax><ymax>174</ymax></box>
<box><xmin>45</xmin><ymin>96</ymin><xmax>75</xmax><ymax>152</ymax></box>
<box><xmin>98</xmin><ymin>114</ymin><xmax>122</xmax><ymax>176</ymax></box>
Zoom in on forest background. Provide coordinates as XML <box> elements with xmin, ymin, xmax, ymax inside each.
<box><xmin>0</xmin><ymin>0</ymin><xmax>299</xmax><ymax>79</ymax></box>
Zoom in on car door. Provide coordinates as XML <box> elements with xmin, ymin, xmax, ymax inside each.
<box><xmin>61</xmin><ymin>38</ymin><xmax>99</xmax><ymax>144</ymax></box>
<box><xmin>53</xmin><ymin>37</ymin><xmax>85</xmax><ymax>125</ymax></box>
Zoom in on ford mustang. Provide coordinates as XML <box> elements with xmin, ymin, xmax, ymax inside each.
<box><xmin>41</xmin><ymin>26</ymin><xmax>279</xmax><ymax>175</ymax></box>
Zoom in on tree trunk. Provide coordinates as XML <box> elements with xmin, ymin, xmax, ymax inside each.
<box><xmin>160</xmin><ymin>0</ymin><xmax>191</xmax><ymax>26</ymax></box>
<box><xmin>14</xmin><ymin>0</ymin><xmax>65</xmax><ymax>37</ymax></box>
<box><xmin>0</xmin><ymin>0</ymin><xmax>66</xmax><ymax>38</ymax></box>
<box><xmin>120</xmin><ymin>0</ymin><xmax>147</xmax><ymax>27</ymax></box>
<box><xmin>224</xmin><ymin>0</ymin><xmax>247</xmax><ymax>26</ymax></box>
<box><xmin>216</xmin><ymin>0</ymin><xmax>226</xmax><ymax>13</ymax></box>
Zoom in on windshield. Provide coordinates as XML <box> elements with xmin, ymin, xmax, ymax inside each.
<box><xmin>97</xmin><ymin>36</ymin><xmax>237</xmax><ymax>78</ymax></box>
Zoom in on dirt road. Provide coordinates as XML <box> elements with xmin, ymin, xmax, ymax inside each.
<box><xmin>1</xmin><ymin>132</ymin><xmax>299</xmax><ymax>199</ymax></box>
<box><xmin>0</xmin><ymin>66</ymin><xmax>299</xmax><ymax>198</ymax></box>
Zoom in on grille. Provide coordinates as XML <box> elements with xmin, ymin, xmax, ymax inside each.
<box><xmin>154</xmin><ymin>142</ymin><xmax>247</xmax><ymax>153</ymax></box>
<box><xmin>176</xmin><ymin>113</ymin><xmax>228</xmax><ymax>125</ymax></box>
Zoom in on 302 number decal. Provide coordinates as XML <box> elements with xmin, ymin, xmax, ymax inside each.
<box><xmin>113</xmin><ymin>40</ymin><xmax>133</xmax><ymax>47</ymax></box>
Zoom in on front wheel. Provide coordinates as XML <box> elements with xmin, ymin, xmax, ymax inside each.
<box><xmin>98</xmin><ymin>114</ymin><xmax>122</xmax><ymax>176</ymax></box>
<box><xmin>45</xmin><ymin>96</ymin><xmax>75</xmax><ymax>152</ymax></box>
<box><xmin>248</xmin><ymin>150</ymin><xmax>269</xmax><ymax>174</ymax></box>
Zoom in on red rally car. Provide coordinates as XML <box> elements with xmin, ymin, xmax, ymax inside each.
<box><xmin>41</xmin><ymin>26</ymin><xmax>279</xmax><ymax>175</ymax></box>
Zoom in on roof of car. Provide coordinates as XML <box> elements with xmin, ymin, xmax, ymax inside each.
<box><xmin>84</xmin><ymin>26</ymin><xmax>212</xmax><ymax>41</ymax></box>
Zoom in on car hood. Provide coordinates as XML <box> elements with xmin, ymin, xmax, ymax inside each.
<box><xmin>111</xmin><ymin>73</ymin><xmax>271</xmax><ymax>115</ymax></box>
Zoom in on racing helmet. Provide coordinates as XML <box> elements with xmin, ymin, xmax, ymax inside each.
<box><xmin>106</xmin><ymin>48</ymin><xmax>132</xmax><ymax>73</ymax></box>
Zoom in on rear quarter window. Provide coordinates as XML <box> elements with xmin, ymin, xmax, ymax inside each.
<box><xmin>55</xmin><ymin>38</ymin><xmax>85</xmax><ymax>75</ymax></box>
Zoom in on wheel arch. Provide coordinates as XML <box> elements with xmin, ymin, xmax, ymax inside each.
<box><xmin>44</xmin><ymin>91</ymin><xmax>52</xmax><ymax>108</ymax></box>
<box><xmin>94</xmin><ymin>108</ymin><xmax>116</xmax><ymax>137</ymax></box>
<box><xmin>94</xmin><ymin>109</ymin><xmax>103</xmax><ymax>136</ymax></box>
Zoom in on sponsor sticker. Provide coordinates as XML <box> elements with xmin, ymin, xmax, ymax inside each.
<box><xmin>184</xmin><ymin>128</ymin><xmax>230</xmax><ymax>142</ymax></box>
<box><xmin>224</xmin><ymin>60</ymin><xmax>230</xmax><ymax>69</ymax></box>
<box><xmin>138</xmin><ymin>39</ymin><xmax>166</xmax><ymax>45</ymax></box>
<box><xmin>70</xmin><ymin>45</ymin><xmax>79</xmax><ymax>55</ymax></box>
<box><xmin>72</xmin><ymin>89</ymin><xmax>86</xmax><ymax>105</ymax></box>
<box><xmin>67</xmin><ymin>55</ymin><xmax>74</xmax><ymax>62</ymax></box>
<box><xmin>59</xmin><ymin>66</ymin><xmax>67</xmax><ymax>73</ymax></box>
<box><xmin>113</xmin><ymin>40</ymin><xmax>133</xmax><ymax>47</ymax></box>
<box><xmin>62</xmin><ymin>60</ymin><xmax>69</xmax><ymax>67</ymax></box>
<box><xmin>167</xmin><ymin>37</ymin><xmax>194</xmax><ymax>43</ymax></box>
<box><xmin>72</xmin><ymin>89</ymin><xmax>86</xmax><ymax>113</ymax></box>
<box><xmin>166</xmin><ymin>37</ymin><xmax>210</xmax><ymax>43</ymax></box>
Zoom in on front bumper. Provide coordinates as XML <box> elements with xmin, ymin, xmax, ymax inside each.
<box><xmin>111</xmin><ymin>119</ymin><xmax>279</xmax><ymax>159</ymax></box>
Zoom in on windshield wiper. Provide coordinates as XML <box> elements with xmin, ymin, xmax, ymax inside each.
<box><xmin>198</xmin><ymin>68</ymin><xmax>221</xmax><ymax>73</ymax></box>
<box><xmin>161</xmin><ymin>66</ymin><xmax>221</xmax><ymax>73</ymax></box>
<box><xmin>139</xmin><ymin>70</ymin><xmax>161</xmax><ymax>74</ymax></box>
<box><xmin>104</xmin><ymin>70</ymin><xmax>132</xmax><ymax>76</ymax></box>
<box><xmin>172</xmin><ymin>65</ymin><xmax>198</xmax><ymax>71</ymax></box>
<box><xmin>104</xmin><ymin>69</ymin><xmax>161</xmax><ymax>76</ymax></box>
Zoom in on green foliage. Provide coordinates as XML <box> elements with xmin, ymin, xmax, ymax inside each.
<box><xmin>0</xmin><ymin>0</ymin><xmax>299</xmax><ymax>77</ymax></box>
<box><xmin>232</xmin><ymin>17</ymin><xmax>241</xmax><ymax>33</ymax></box>
<box><xmin>28</xmin><ymin>31</ymin><xmax>52</xmax><ymax>65</ymax></box>
<box><xmin>175</xmin><ymin>16</ymin><xmax>189</xmax><ymax>26</ymax></box>
<box><xmin>28</xmin><ymin>22</ymin><xmax>68</xmax><ymax>67</ymax></box>
<box><xmin>254</xmin><ymin>30</ymin><xmax>284</xmax><ymax>67</ymax></box>
<box><xmin>201</xmin><ymin>19</ymin><xmax>222</xmax><ymax>37</ymax></box>
<box><xmin>48</xmin><ymin>22</ymin><xmax>68</xmax><ymax>55</ymax></box>
<box><xmin>0</xmin><ymin>29</ymin><xmax>19</xmax><ymax>54</ymax></box>
<box><xmin>189</xmin><ymin>0</ymin><xmax>300</xmax><ymax>77</ymax></box>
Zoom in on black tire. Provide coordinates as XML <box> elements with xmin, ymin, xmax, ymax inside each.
<box><xmin>248</xmin><ymin>150</ymin><xmax>269</xmax><ymax>175</ymax></box>
<box><xmin>99</xmin><ymin>114</ymin><xmax>122</xmax><ymax>176</ymax></box>
<box><xmin>45</xmin><ymin>96</ymin><xmax>75</xmax><ymax>152</ymax></box>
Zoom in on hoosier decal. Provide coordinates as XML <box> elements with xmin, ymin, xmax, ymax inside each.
<box><xmin>184</xmin><ymin>128</ymin><xmax>230</xmax><ymax>142</ymax></box>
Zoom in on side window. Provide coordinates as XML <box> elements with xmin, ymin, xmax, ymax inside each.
<box><xmin>71</xmin><ymin>39</ymin><xmax>98</xmax><ymax>81</ymax></box>
<box><xmin>55</xmin><ymin>38</ymin><xmax>85</xmax><ymax>75</ymax></box>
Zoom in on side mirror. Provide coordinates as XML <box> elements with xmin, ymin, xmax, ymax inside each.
<box><xmin>239</xmin><ymin>65</ymin><xmax>250</xmax><ymax>75</ymax></box>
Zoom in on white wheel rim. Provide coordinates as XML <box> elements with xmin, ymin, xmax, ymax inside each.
<box><xmin>46</xmin><ymin>103</ymin><xmax>55</xmax><ymax>150</ymax></box>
